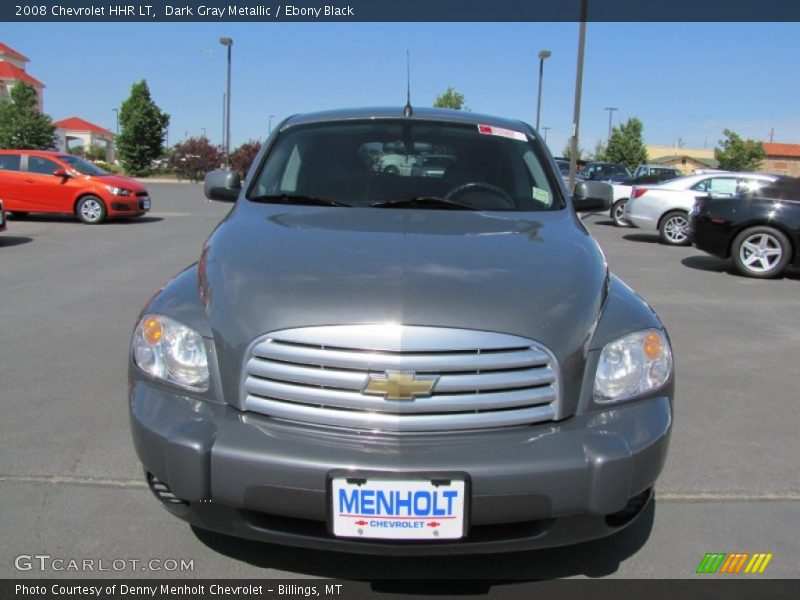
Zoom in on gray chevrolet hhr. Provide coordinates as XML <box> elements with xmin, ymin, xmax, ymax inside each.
<box><xmin>129</xmin><ymin>107</ymin><xmax>673</xmax><ymax>554</ymax></box>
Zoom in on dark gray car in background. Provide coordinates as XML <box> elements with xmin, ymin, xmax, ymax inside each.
<box><xmin>129</xmin><ymin>107</ymin><xmax>674</xmax><ymax>555</ymax></box>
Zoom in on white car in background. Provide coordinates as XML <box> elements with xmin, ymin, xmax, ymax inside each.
<box><xmin>609</xmin><ymin>165</ymin><xmax>683</xmax><ymax>226</ymax></box>
<box><xmin>624</xmin><ymin>172</ymin><xmax>777</xmax><ymax>245</ymax></box>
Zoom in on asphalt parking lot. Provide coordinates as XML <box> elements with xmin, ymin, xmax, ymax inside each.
<box><xmin>1</xmin><ymin>183</ymin><xmax>798</xmax><ymax>580</ymax></box>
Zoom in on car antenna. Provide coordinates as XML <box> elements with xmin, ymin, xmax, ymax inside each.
<box><xmin>404</xmin><ymin>50</ymin><xmax>413</xmax><ymax>117</ymax></box>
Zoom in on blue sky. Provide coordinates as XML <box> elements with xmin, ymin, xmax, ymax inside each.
<box><xmin>4</xmin><ymin>22</ymin><xmax>799</xmax><ymax>154</ymax></box>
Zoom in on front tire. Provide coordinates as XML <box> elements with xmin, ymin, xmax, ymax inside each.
<box><xmin>731</xmin><ymin>226</ymin><xmax>791</xmax><ymax>279</ymax></box>
<box><xmin>76</xmin><ymin>196</ymin><xmax>106</xmax><ymax>224</ymax></box>
<box><xmin>611</xmin><ymin>200</ymin><xmax>630</xmax><ymax>227</ymax></box>
<box><xmin>659</xmin><ymin>211</ymin><xmax>690</xmax><ymax>246</ymax></box>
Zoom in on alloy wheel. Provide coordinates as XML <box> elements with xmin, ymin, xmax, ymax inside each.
<box><xmin>739</xmin><ymin>232</ymin><xmax>783</xmax><ymax>274</ymax></box>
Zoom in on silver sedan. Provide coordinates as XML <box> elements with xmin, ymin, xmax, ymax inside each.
<box><xmin>624</xmin><ymin>172</ymin><xmax>777</xmax><ymax>245</ymax></box>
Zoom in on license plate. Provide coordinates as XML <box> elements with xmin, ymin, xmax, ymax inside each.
<box><xmin>142</xmin><ymin>199</ymin><xmax>150</xmax><ymax>210</ymax></box>
<box><xmin>331</xmin><ymin>476</ymin><xmax>466</xmax><ymax>540</ymax></box>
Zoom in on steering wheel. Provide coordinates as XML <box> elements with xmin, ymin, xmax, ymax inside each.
<box><xmin>444</xmin><ymin>182</ymin><xmax>515</xmax><ymax>209</ymax></box>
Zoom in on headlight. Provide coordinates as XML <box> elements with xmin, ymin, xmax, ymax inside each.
<box><xmin>106</xmin><ymin>186</ymin><xmax>132</xmax><ymax>196</ymax></box>
<box><xmin>594</xmin><ymin>329</ymin><xmax>672</xmax><ymax>403</ymax></box>
<box><xmin>132</xmin><ymin>314</ymin><xmax>209</xmax><ymax>390</ymax></box>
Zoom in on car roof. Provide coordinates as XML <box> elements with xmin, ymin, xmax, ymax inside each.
<box><xmin>0</xmin><ymin>149</ymin><xmax>63</xmax><ymax>157</ymax></box>
<box><xmin>281</xmin><ymin>106</ymin><xmax>534</xmax><ymax>135</ymax></box>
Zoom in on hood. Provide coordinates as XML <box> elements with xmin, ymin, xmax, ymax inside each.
<box><xmin>200</xmin><ymin>203</ymin><xmax>608</xmax><ymax>406</ymax></box>
<box><xmin>94</xmin><ymin>174</ymin><xmax>146</xmax><ymax>191</ymax></box>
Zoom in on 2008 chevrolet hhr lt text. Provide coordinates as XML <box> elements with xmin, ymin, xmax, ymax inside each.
<box><xmin>129</xmin><ymin>107</ymin><xmax>674</xmax><ymax>554</ymax></box>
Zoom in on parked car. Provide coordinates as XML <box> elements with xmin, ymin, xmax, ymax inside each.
<box><xmin>624</xmin><ymin>172</ymin><xmax>777</xmax><ymax>245</ymax></box>
<box><xmin>129</xmin><ymin>107</ymin><xmax>674</xmax><ymax>554</ymax></box>
<box><xmin>554</xmin><ymin>158</ymin><xmax>612</xmax><ymax>211</ymax></box>
<box><xmin>411</xmin><ymin>154</ymin><xmax>456</xmax><ymax>178</ymax></box>
<box><xmin>583</xmin><ymin>161</ymin><xmax>632</xmax><ymax>183</ymax></box>
<box><xmin>691</xmin><ymin>176</ymin><xmax>800</xmax><ymax>278</ymax></box>
<box><xmin>0</xmin><ymin>150</ymin><xmax>150</xmax><ymax>224</ymax></box>
<box><xmin>0</xmin><ymin>199</ymin><xmax>6</xmax><ymax>233</ymax></box>
<box><xmin>609</xmin><ymin>166</ymin><xmax>684</xmax><ymax>227</ymax></box>
<box><xmin>632</xmin><ymin>164</ymin><xmax>683</xmax><ymax>180</ymax></box>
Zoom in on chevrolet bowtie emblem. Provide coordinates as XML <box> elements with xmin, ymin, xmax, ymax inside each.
<box><xmin>362</xmin><ymin>371</ymin><xmax>439</xmax><ymax>401</ymax></box>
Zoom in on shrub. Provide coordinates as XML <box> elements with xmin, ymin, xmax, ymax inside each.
<box><xmin>168</xmin><ymin>137</ymin><xmax>224</xmax><ymax>182</ymax></box>
<box><xmin>230</xmin><ymin>140</ymin><xmax>262</xmax><ymax>178</ymax></box>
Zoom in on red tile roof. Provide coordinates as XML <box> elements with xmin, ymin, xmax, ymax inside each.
<box><xmin>53</xmin><ymin>117</ymin><xmax>114</xmax><ymax>137</ymax></box>
<box><xmin>0</xmin><ymin>42</ymin><xmax>29</xmax><ymax>62</ymax></box>
<box><xmin>0</xmin><ymin>61</ymin><xmax>44</xmax><ymax>88</ymax></box>
<box><xmin>763</xmin><ymin>142</ymin><xmax>800</xmax><ymax>158</ymax></box>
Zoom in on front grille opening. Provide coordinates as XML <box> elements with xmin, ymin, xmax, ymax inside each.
<box><xmin>147</xmin><ymin>473</ymin><xmax>190</xmax><ymax>516</ymax></box>
<box><xmin>243</xmin><ymin>326</ymin><xmax>560</xmax><ymax>433</ymax></box>
<box><xmin>242</xmin><ymin>509</ymin><xmax>556</xmax><ymax>544</ymax></box>
<box><xmin>604</xmin><ymin>488</ymin><xmax>652</xmax><ymax>528</ymax></box>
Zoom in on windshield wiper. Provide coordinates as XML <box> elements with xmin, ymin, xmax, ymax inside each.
<box><xmin>370</xmin><ymin>196</ymin><xmax>478</xmax><ymax>210</ymax></box>
<box><xmin>248</xmin><ymin>194</ymin><xmax>351</xmax><ymax>207</ymax></box>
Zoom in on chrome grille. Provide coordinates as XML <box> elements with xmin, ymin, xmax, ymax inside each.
<box><xmin>241</xmin><ymin>325</ymin><xmax>560</xmax><ymax>432</ymax></box>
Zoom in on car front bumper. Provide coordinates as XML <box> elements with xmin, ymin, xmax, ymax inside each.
<box><xmin>130</xmin><ymin>380</ymin><xmax>672</xmax><ymax>555</ymax></box>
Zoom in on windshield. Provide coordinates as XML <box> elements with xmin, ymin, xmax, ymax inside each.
<box><xmin>591</xmin><ymin>163</ymin><xmax>632</xmax><ymax>178</ymax></box>
<box><xmin>59</xmin><ymin>155</ymin><xmax>109</xmax><ymax>176</ymax></box>
<box><xmin>249</xmin><ymin>120</ymin><xmax>563</xmax><ymax>211</ymax></box>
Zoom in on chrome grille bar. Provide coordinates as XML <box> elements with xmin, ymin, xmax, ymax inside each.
<box><xmin>242</xmin><ymin>325</ymin><xmax>560</xmax><ymax>432</ymax></box>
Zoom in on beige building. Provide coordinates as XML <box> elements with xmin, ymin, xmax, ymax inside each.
<box><xmin>0</xmin><ymin>42</ymin><xmax>44</xmax><ymax>111</ymax></box>
<box><xmin>645</xmin><ymin>145</ymin><xmax>718</xmax><ymax>174</ymax></box>
<box><xmin>761</xmin><ymin>143</ymin><xmax>800</xmax><ymax>177</ymax></box>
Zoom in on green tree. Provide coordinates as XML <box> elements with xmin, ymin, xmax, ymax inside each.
<box><xmin>588</xmin><ymin>139</ymin><xmax>607</xmax><ymax>161</ymax></box>
<box><xmin>562</xmin><ymin>142</ymin><xmax>584</xmax><ymax>161</ymax></box>
<box><xmin>434</xmin><ymin>87</ymin><xmax>467</xmax><ymax>110</ymax></box>
<box><xmin>0</xmin><ymin>83</ymin><xmax>56</xmax><ymax>149</ymax></box>
<box><xmin>714</xmin><ymin>129</ymin><xmax>765</xmax><ymax>172</ymax></box>
<box><xmin>605</xmin><ymin>117</ymin><xmax>648</xmax><ymax>171</ymax></box>
<box><xmin>116</xmin><ymin>80</ymin><xmax>170</xmax><ymax>176</ymax></box>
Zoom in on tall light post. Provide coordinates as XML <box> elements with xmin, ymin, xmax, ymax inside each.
<box><xmin>269</xmin><ymin>114</ymin><xmax>275</xmax><ymax>135</ymax></box>
<box><xmin>604</xmin><ymin>107</ymin><xmax>618</xmax><ymax>141</ymax></box>
<box><xmin>542</xmin><ymin>127</ymin><xmax>550</xmax><ymax>143</ymax></box>
<box><xmin>219</xmin><ymin>36</ymin><xmax>233</xmax><ymax>166</ymax></box>
<box><xmin>535</xmin><ymin>50</ymin><xmax>551</xmax><ymax>132</ymax></box>
<box><xmin>112</xmin><ymin>108</ymin><xmax>119</xmax><ymax>135</ymax></box>
<box><xmin>567</xmin><ymin>0</ymin><xmax>588</xmax><ymax>193</ymax></box>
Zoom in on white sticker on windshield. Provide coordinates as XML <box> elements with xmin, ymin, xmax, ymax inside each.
<box><xmin>477</xmin><ymin>124</ymin><xmax>528</xmax><ymax>142</ymax></box>
<box><xmin>532</xmin><ymin>187</ymin><xmax>551</xmax><ymax>203</ymax></box>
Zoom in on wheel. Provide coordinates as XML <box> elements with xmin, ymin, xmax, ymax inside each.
<box><xmin>658</xmin><ymin>211</ymin><xmax>690</xmax><ymax>245</ymax></box>
<box><xmin>731</xmin><ymin>226</ymin><xmax>791</xmax><ymax>279</ymax></box>
<box><xmin>611</xmin><ymin>199</ymin><xmax>630</xmax><ymax>227</ymax></box>
<box><xmin>76</xmin><ymin>196</ymin><xmax>106</xmax><ymax>224</ymax></box>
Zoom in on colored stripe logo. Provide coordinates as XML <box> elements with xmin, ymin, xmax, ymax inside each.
<box><xmin>696</xmin><ymin>552</ymin><xmax>773</xmax><ymax>574</ymax></box>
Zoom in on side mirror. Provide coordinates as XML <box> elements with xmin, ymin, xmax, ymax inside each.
<box><xmin>53</xmin><ymin>168</ymin><xmax>69</xmax><ymax>178</ymax></box>
<box><xmin>204</xmin><ymin>169</ymin><xmax>241</xmax><ymax>202</ymax></box>
<box><xmin>572</xmin><ymin>180</ymin><xmax>613</xmax><ymax>212</ymax></box>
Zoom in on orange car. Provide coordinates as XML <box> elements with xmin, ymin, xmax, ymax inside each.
<box><xmin>0</xmin><ymin>150</ymin><xmax>150</xmax><ymax>224</ymax></box>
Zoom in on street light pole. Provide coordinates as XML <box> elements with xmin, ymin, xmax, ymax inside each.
<box><xmin>604</xmin><ymin>106</ymin><xmax>618</xmax><ymax>141</ymax></box>
<box><xmin>269</xmin><ymin>115</ymin><xmax>275</xmax><ymax>135</ymax></box>
<box><xmin>112</xmin><ymin>108</ymin><xmax>119</xmax><ymax>135</ymax></box>
<box><xmin>542</xmin><ymin>127</ymin><xmax>550</xmax><ymax>143</ymax></box>
<box><xmin>567</xmin><ymin>0</ymin><xmax>588</xmax><ymax>194</ymax></box>
<box><xmin>219</xmin><ymin>37</ymin><xmax>233</xmax><ymax>167</ymax></box>
<box><xmin>535</xmin><ymin>50</ymin><xmax>551</xmax><ymax>132</ymax></box>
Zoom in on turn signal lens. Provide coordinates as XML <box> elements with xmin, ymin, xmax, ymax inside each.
<box><xmin>142</xmin><ymin>317</ymin><xmax>163</xmax><ymax>344</ymax></box>
<box><xmin>643</xmin><ymin>332</ymin><xmax>663</xmax><ymax>361</ymax></box>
